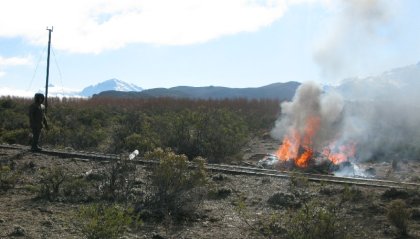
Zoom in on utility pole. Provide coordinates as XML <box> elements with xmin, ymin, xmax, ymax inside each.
<box><xmin>45</xmin><ymin>26</ymin><xmax>53</xmax><ymax>113</ymax></box>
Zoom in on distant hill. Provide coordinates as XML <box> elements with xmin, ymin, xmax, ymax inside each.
<box><xmin>80</xmin><ymin>78</ymin><xmax>143</xmax><ymax>97</ymax></box>
<box><xmin>93</xmin><ymin>81</ymin><xmax>301</xmax><ymax>101</ymax></box>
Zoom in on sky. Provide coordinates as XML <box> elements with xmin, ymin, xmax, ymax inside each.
<box><xmin>0</xmin><ymin>0</ymin><xmax>419</xmax><ymax>96</ymax></box>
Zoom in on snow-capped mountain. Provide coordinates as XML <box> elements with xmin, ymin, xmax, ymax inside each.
<box><xmin>80</xmin><ymin>78</ymin><xmax>143</xmax><ymax>97</ymax></box>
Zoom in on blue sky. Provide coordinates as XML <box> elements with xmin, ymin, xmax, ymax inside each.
<box><xmin>0</xmin><ymin>0</ymin><xmax>419</xmax><ymax>96</ymax></box>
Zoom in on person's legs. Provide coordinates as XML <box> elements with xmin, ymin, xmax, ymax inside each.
<box><xmin>31</xmin><ymin>128</ymin><xmax>41</xmax><ymax>151</ymax></box>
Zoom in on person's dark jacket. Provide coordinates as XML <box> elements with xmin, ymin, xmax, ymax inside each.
<box><xmin>29</xmin><ymin>103</ymin><xmax>48</xmax><ymax>130</ymax></box>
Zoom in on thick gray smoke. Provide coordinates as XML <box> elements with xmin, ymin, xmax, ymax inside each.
<box><xmin>344</xmin><ymin>101</ymin><xmax>420</xmax><ymax>161</ymax></box>
<box><xmin>314</xmin><ymin>0</ymin><xmax>393</xmax><ymax>80</ymax></box>
<box><xmin>272</xmin><ymin>62</ymin><xmax>420</xmax><ymax>162</ymax></box>
<box><xmin>339</xmin><ymin>62</ymin><xmax>420</xmax><ymax>161</ymax></box>
<box><xmin>304</xmin><ymin>0</ymin><xmax>420</xmax><ymax>162</ymax></box>
<box><xmin>271</xmin><ymin>81</ymin><xmax>345</xmax><ymax>152</ymax></box>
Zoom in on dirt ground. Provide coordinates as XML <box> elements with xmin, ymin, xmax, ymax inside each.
<box><xmin>1</xmin><ymin>137</ymin><xmax>420</xmax><ymax>239</ymax></box>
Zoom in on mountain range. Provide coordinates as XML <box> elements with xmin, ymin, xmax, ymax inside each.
<box><xmin>1</xmin><ymin>61</ymin><xmax>419</xmax><ymax>100</ymax></box>
<box><xmin>92</xmin><ymin>61</ymin><xmax>420</xmax><ymax>101</ymax></box>
<box><xmin>93</xmin><ymin>82</ymin><xmax>300</xmax><ymax>101</ymax></box>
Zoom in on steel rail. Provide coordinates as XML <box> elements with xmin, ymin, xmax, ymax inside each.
<box><xmin>212</xmin><ymin>164</ymin><xmax>420</xmax><ymax>188</ymax></box>
<box><xmin>1</xmin><ymin>144</ymin><xmax>419</xmax><ymax>189</ymax></box>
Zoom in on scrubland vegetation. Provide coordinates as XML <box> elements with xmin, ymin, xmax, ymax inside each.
<box><xmin>0</xmin><ymin>96</ymin><xmax>279</xmax><ymax>162</ymax></box>
<box><xmin>1</xmin><ymin>96</ymin><xmax>420</xmax><ymax>238</ymax></box>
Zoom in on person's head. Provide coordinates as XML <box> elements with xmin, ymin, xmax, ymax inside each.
<box><xmin>34</xmin><ymin>93</ymin><xmax>45</xmax><ymax>104</ymax></box>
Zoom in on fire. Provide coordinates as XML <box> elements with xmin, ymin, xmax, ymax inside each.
<box><xmin>323</xmin><ymin>143</ymin><xmax>356</xmax><ymax>165</ymax></box>
<box><xmin>275</xmin><ymin>115</ymin><xmax>356</xmax><ymax>167</ymax></box>
<box><xmin>276</xmin><ymin>136</ymin><xmax>298</xmax><ymax>160</ymax></box>
<box><xmin>296</xmin><ymin>149</ymin><xmax>313</xmax><ymax>167</ymax></box>
<box><xmin>275</xmin><ymin>116</ymin><xmax>320</xmax><ymax>167</ymax></box>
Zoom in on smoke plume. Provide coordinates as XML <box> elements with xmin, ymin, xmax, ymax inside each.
<box><xmin>314</xmin><ymin>0</ymin><xmax>393</xmax><ymax>80</ymax></box>
<box><xmin>272</xmin><ymin>62</ymin><xmax>420</xmax><ymax>162</ymax></box>
<box><xmin>338</xmin><ymin>63</ymin><xmax>420</xmax><ymax>161</ymax></box>
<box><xmin>271</xmin><ymin>81</ymin><xmax>345</xmax><ymax>152</ymax></box>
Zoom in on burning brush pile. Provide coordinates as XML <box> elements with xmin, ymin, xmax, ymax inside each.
<box><xmin>269</xmin><ymin>82</ymin><xmax>367</xmax><ymax>176</ymax></box>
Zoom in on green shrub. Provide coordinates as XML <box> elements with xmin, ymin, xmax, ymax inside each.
<box><xmin>196</xmin><ymin>109</ymin><xmax>249</xmax><ymax>163</ymax></box>
<box><xmin>124</xmin><ymin>133</ymin><xmax>157</xmax><ymax>154</ymax></box>
<box><xmin>62</xmin><ymin>176</ymin><xmax>92</xmax><ymax>202</ymax></box>
<box><xmin>387</xmin><ymin>199</ymin><xmax>410</xmax><ymax>236</ymax></box>
<box><xmin>288</xmin><ymin>171</ymin><xmax>310</xmax><ymax>201</ymax></box>
<box><xmin>22</xmin><ymin>184</ymin><xmax>40</xmax><ymax>193</ymax></box>
<box><xmin>38</xmin><ymin>166</ymin><xmax>67</xmax><ymax>201</ymax></box>
<box><xmin>0</xmin><ymin>97</ymin><xmax>279</xmax><ymax>160</ymax></box>
<box><xmin>0</xmin><ymin>98</ymin><xmax>16</xmax><ymax>109</ymax></box>
<box><xmin>289</xmin><ymin>171</ymin><xmax>309</xmax><ymax>188</ymax></box>
<box><xmin>267</xmin><ymin>192</ymin><xmax>301</xmax><ymax>209</ymax></box>
<box><xmin>341</xmin><ymin>185</ymin><xmax>364</xmax><ymax>203</ymax></box>
<box><xmin>38</xmin><ymin>166</ymin><xmax>96</xmax><ymax>202</ymax></box>
<box><xmin>1</xmin><ymin>129</ymin><xmax>29</xmax><ymax>145</ymax></box>
<box><xmin>99</xmin><ymin>159</ymin><xmax>137</xmax><ymax>202</ymax></box>
<box><xmin>286</xmin><ymin>200</ymin><xmax>347</xmax><ymax>239</ymax></box>
<box><xmin>0</xmin><ymin>166</ymin><xmax>19</xmax><ymax>192</ymax></box>
<box><xmin>143</xmin><ymin>148</ymin><xmax>207</xmax><ymax>221</ymax></box>
<box><xmin>207</xmin><ymin>186</ymin><xmax>232</xmax><ymax>200</ymax></box>
<box><xmin>235</xmin><ymin>195</ymin><xmax>286</xmax><ymax>238</ymax></box>
<box><xmin>76</xmin><ymin>203</ymin><xmax>140</xmax><ymax>239</ymax></box>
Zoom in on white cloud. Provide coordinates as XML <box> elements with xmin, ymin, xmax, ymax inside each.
<box><xmin>0</xmin><ymin>87</ymin><xmax>34</xmax><ymax>97</ymax></box>
<box><xmin>0</xmin><ymin>55</ymin><xmax>32</xmax><ymax>78</ymax></box>
<box><xmin>0</xmin><ymin>56</ymin><xmax>32</xmax><ymax>66</ymax></box>
<box><xmin>0</xmin><ymin>85</ymin><xmax>84</xmax><ymax>98</ymax></box>
<box><xmin>0</xmin><ymin>0</ymin><xmax>314</xmax><ymax>54</ymax></box>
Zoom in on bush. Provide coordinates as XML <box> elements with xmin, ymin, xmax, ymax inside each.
<box><xmin>286</xmin><ymin>200</ymin><xmax>347</xmax><ymax>239</ymax></box>
<box><xmin>267</xmin><ymin>192</ymin><xmax>301</xmax><ymax>209</ymax></box>
<box><xmin>38</xmin><ymin>166</ymin><xmax>67</xmax><ymax>201</ymax></box>
<box><xmin>142</xmin><ymin>148</ymin><xmax>207</xmax><ymax>221</ymax></box>
<box><xmin>62</xmin><ymin>176</ymin><xmax>92</xmax><ymax>202</ymax></box>
<box><xmin>124</xmin><ymin>133</ymin><xmax>157</xmax><ymax>154</ymax></box>
<box><xmin>288</xmin><ymin>171</ymin><xmax>311</xmax><ymax>202</ymax></box>
<box><xmin>196</xmin><ymin>109</ymin><xmax>249</xmax><ymax>163</ymax></box>
<box><xmin>0</xmin><ymin>166</ymin><xmax>18</xmax><ymax>192</ymax></box>
<box><xmin>235</xmin><ymin>195</ymin><xmax>286</xmax><ymax>238</ymax></box>
<box><xmin>0</xmin><ymin>97</ymin><xmax>279</xmax><ymax>160</ymax></box>
<box><xmin>382</xmin><ymin>188</ymin><xmax>410</xmax><ymax>200</ymax></box>
<box><xmin>76</xmin><ymin>203</ymin><xmax>140</xmax><ymax>239</ymax></box>
<box><xmin>341</xmin><ymin>185</ymin><xmax>364</xmax><ymax>203</ymax></box>
<box><xmin>207</xmin><ymin>186</ymin><xmax>232</xmax><ymax>200</ymax></box>
<box><xmin>289</xmin><ymin>171</ymin><xmax>309</xmax><ymax>189</ymax></box>
<box><xmin>387</xmin><ymin>199</ymin><xmax>410</xmax><ymax>236</ymax></box>
<box><xmin>1</xmin><ymin>129</ymin><xmax>29</xmax><ymax>145</ymax></box>
<box><xmin>99</xmin><ymin>159</ymin><xmax>138</xmax><ymax>202</ymax></box>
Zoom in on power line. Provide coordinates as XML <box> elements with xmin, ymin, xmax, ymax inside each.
<box><xmin>27</xmin><ymin>46</ymin><xmax>47</xmax><ymax>91</ymax></box>
<box><xmin>51</xmin><ymin>47</ymin><xmax>65</xmax><ymax>96</ymax></box>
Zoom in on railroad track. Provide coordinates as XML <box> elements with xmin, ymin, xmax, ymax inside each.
<box><xmin>1</xmin><ymin>144</ymin><xmax>419</xmax><ymax>189</ymax></box>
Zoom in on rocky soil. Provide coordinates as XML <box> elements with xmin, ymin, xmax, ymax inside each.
<box><xmin>1</xmin><ymin>137</ymin><xmax>420</xmax><ymax>239</ymax></box>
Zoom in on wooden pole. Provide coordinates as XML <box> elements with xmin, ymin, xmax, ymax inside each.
<box><xmin>45</xmin><ymin>27</ymin><xmax>53</xmax><ymax>113</ymax></box>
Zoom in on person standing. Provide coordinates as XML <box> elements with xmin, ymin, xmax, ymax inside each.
<box><xmin>29</xmin><ymin>93</ymin><xmax>49</xmax><ymax>151</ymax></box>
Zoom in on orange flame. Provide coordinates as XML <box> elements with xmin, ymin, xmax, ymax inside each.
<box><xmin>323</xmin><ymin>143</ymin><xmax>356</xmax><ymax>165</ymax></box>
<box><xmin>276</xmin><ymin>136</ymin><xmax>296</xmax><ymax>161</ymax></box>
<box><xmin>275</xmin><ymin>115</ymin><xmax>356</xmax><ymax>167</ymax></box>
<box><xmin>275</xmin><ymin>116</ymin><xmax>320</xmax><ymax>167</ymax></box>
<box><xmin>296</xmin><ymin>148</ymin><xmax>312</xmax><ymax>167</ymax></box>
